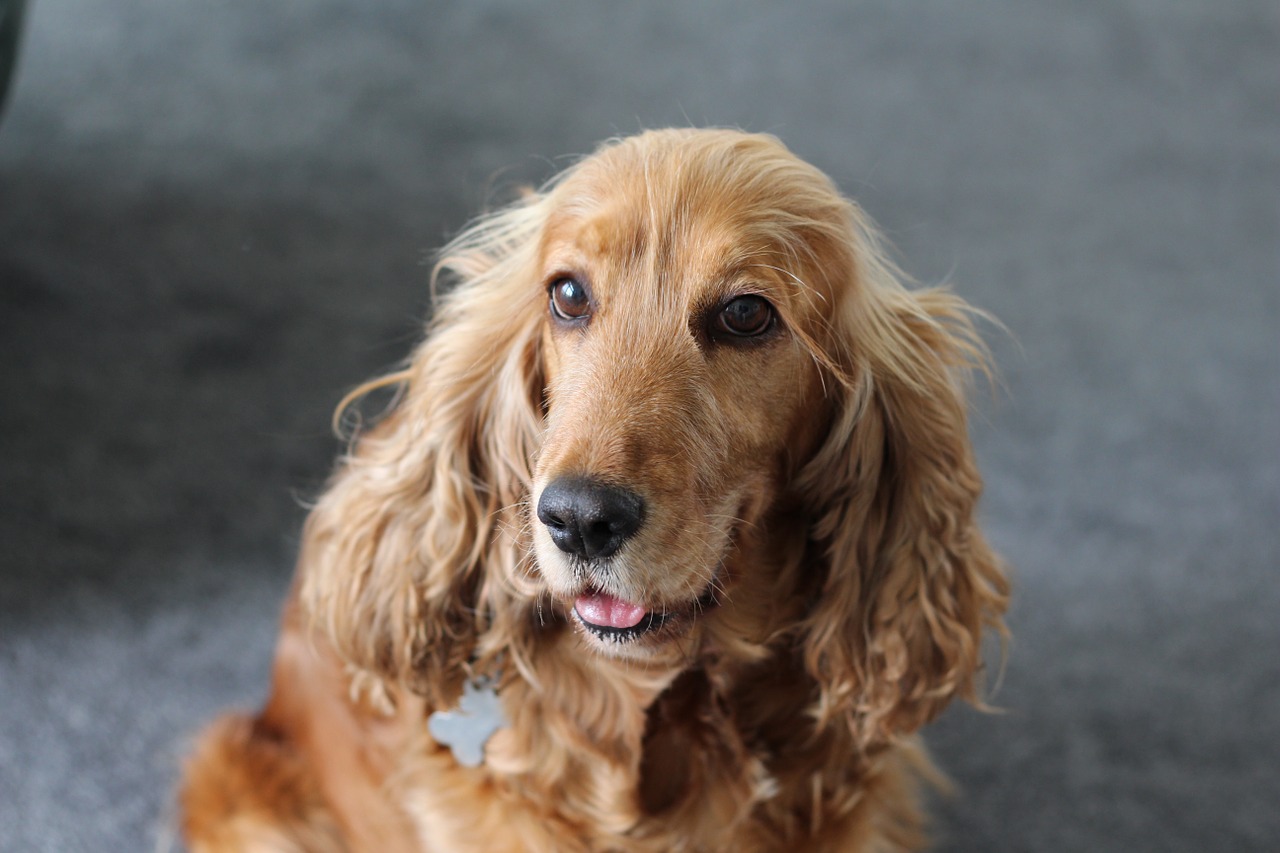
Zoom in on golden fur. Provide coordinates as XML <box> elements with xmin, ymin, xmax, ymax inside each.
<box><xmin>180</xmin><ymin>128</ymin><xmax>1009</xmax><ymax>852</ymax></box>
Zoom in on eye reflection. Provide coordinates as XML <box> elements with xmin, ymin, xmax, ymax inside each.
<box><xmin>550</xmin><ymin>277</ymin><xmax>591</xmax><ymax>322</ymax></box>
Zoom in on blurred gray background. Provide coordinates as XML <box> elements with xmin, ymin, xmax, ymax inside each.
<box><xmin>1</xmin><ymin>1</ymin><xmax>1276</xmax><ymax>850</ymax></box>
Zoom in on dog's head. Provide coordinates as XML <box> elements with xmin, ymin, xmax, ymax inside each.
<box><xmin>528</xmin><ymin>132</ymin><xmax>844</xmax><ymax>656</ymax></box>
<box><xmin>303</xmin><ymin>129</ymin><xmax>1008</xmax><ymax>744</ymax></box>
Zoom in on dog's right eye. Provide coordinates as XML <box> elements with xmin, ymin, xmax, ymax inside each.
<box><xmin>549</xmin><ymin>278</ymin><xmax>591</xmax><ymax>322</ymax></box>
<box><xmin>713</xmin><ymin>294</ymin><xmax>775</xmax><ymax>340</ymax></box>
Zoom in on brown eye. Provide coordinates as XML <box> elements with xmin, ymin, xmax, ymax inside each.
<box><xmin>715</xmin><ymin>295</ymin><xmax>774</xmax><ymax>338</ymax></box>
<box><xmin>549</xmin><ymin>277</ymin><xmax>591</xmax><ymax>322</ymax></box>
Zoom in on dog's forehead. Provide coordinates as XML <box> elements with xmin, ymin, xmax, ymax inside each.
<box><xmin>546</xmin><ymin>205</ymin><xmax>723</xmax><ymax>281</ymax></box>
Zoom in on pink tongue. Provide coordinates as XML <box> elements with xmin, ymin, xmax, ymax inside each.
<box><xmin>575</xmin><ymin>592</ymin><xmax>647</xmax><ymax>629</ymax></box>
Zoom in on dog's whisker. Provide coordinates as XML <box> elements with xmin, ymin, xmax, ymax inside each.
<box><xmin>744</xmin><ymin>262</ymin><xmax>820</xmax><ymax>300</ymax></box>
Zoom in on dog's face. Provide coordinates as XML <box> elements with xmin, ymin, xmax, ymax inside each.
<box><xmin>302</xmin><ymin>130</ymin><xmax>1005</xmax><ymax>735</ymax></box>
<box><xmin>528</xmin><ymin>138</ymin><xmax>839</xmax><ymax>657</ymax></box>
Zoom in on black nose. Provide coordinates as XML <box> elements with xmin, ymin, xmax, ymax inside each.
<box><xmin>536</xmin><ymin>477</ymin><xmax>645</xmax><ymax>560</ymax></box>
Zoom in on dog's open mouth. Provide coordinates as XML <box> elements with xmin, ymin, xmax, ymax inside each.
<box><xmin>573</xmin><ymin>591</ymin><xmax>672</xmax><ymax>640</ymax></box>
<box><xmin>572</xmin><ymin>587</ymin><xmax>719</xmax><ymax>643</ymax></box>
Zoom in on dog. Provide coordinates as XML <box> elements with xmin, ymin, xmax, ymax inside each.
<box><xmin>180</xmin><ymin>128</ymin><xmax>1009</xmax><ymax>852</ymax></box>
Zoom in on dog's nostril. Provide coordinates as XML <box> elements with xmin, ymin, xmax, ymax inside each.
<box><xmin>536</xmin><ymin>477</ymin><xmax>645</xmax><ymax>560</ymax></box>
<box><xmin>541</xmin><ymin>510</ymin><xmax>569</xmax><ymax>530</ymax></box>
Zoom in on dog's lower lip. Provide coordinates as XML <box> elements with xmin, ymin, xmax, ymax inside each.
<box><xmin>573</xmin><ymin>606</ymin><xmax>672</xmax><ymax>641</ymax></box>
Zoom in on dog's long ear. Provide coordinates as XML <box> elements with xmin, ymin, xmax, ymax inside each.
<box><xmin>299</xmin><ymin>194</ymin><xmax>549</xmax><ymax>709</ymax></box>
<box><xmin>797</xmin><ymin>208</ymin><xmax>1009</xmax><ymax>748</ymax></box>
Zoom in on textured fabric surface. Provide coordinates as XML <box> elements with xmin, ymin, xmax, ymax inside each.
<box><xmin>1</xmin><ymin>2</ymin><xmax>1276</xmax><ymax>850</ymax></box>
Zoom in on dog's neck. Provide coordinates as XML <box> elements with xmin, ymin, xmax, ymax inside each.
<box><xmin>478</xmin><ymin>521</ymin><xmax>849</xmax><ymax>840</ymax></box>
<box><xmin>482</xmin><ymin>618</ymin><xmax>863</xmax><ymax>848</ymax></box>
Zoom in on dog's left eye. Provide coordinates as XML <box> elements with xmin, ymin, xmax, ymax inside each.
<box><xmin>549</xmin><ymin>277</ymin><xmax>591</xmax><ymax>322</ymax></box>
<box><xmin>714</xmin><ymin>295</ymin><xmax>775</xmax><ymax>339</ymax></box>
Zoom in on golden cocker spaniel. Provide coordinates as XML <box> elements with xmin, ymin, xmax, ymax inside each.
<box><xmin>181</xmin><ymin>128</ymin><xmax>1009</xmax><ymax>852</ymax></box>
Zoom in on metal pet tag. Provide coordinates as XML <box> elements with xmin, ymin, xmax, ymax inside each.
<box><xmin>427</xmin><ymin>678</ymin><xmax>506</xmax><ymax>767</ymax></box>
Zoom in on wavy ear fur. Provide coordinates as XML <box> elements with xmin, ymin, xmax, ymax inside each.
<box><xmin>299</xmin><ymin>193</ymin><xmax>549</xmax><ymax>709</ymax></box>
<box><xmin>798</xmin><ymin>206</ymin><xmax>1009</xmax><ymax>748</ymax></box>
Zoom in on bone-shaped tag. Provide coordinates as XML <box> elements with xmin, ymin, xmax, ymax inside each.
<box><xmin>427</xmin><ymin>678</ymin><xmax>506</xmax><ymax>767</ymax></box>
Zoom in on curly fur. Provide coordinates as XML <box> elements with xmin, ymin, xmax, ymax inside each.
<box><xmin>180</xmin><ymin>128</ymin><xmax>1009</xmax><ymax>852</ymax></box>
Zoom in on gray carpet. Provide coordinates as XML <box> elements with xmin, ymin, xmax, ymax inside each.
<box><xmin>1</xmin><ymin>1</ymin><xmax>1276</xmax><ymax>850</ymax></box>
